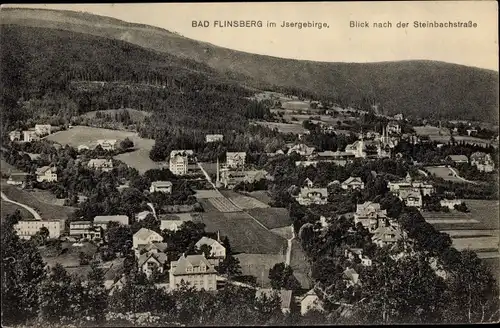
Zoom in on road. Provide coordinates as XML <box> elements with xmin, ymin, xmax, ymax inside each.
<box><xmin>285</xmin><ymin>224</ymin><xmax>295</xmax><ymax>266</ymax></box>
<box><xmin>1</xmin><ymin>191</ymin><xmax>42</xmax><ymax>220</ymax></box>
<box><xmin>448</xmin><ymin>167</ymin><xmax>478</xmax><ymax>184</ymax></box>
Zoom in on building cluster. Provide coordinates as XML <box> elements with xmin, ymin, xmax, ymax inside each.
<box><xmin>169</xmin><ymin>150</ymin><xmax>193</xmax><ymax>176</ymax></box>
<box><xmin>387</xmin><ymin>173</ymin><xmax>434</xmax><ymax>209</ymax></box>
<box><xmin>9</xmin><ymin>124</ymin><xmax>53</xmax><ymax>143</ymax></box>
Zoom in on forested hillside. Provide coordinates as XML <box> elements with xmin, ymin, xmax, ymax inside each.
<box><xmin>0</xmin><ymin>25</ymin><xmax>253</xmax><ymax>136</ymax></box>
<box><xmin>1</xmin><ymin>8</ymin><xmax>498</xmax><ymax>122</ymax></box>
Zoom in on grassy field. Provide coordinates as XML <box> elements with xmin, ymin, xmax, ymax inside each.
<box><xmin>45</xmin><ymin>125</ymin><xmax>160</xmax><ymax>173</ymax></box>
<box><xmin>200</xmin><ymin>211</ymin><xmax>287</xmax><ymax>254</ymax></box>
<box><xmin>207</xmin><ymin>197</ymin><xmax>241</xmax><ymax>213</ymax></box>
<box><xmin>425</xmin><ymin>166</ymin><xmax>465</xmax><ymax>183</ymax></box>
<box><xmin>1</xmin><ymin>183</ymin><xmax>76</xmax><ymax>222</ymax></box>
<box><xmin>235</xmin><ymin>253</ymin><xmax>285</xmax><ymax>288</ymax></box>
<box><xmin>414</xmin><ymin>125</ymin><xmax>450</xmax><ymax>136</ymax></box>
<box><xmin>220</xmin><ymin>190</ymin><xmax>269</xmax><ymax>209</ymax></box>
<box><xmin>252</xmin><ymin>121</ymin><xmax>308</xmax><ymax>135</ymax></box>
<box><xmin>452</xmin><ymin>236</ymin><xmax>498</xmax><ymax>252</ymax></box>
<box><xmin>270</xmin><ymin>226</ymin><xmax>293</xmax><ymax>240</ymax></box>
<box><xmin>1</xmin><ymin>158</ymin><xmax>21</xmax><ymax>175</ymax></box>
<box><xmin>289</xmin><ymin>240</ymin><xmax>313</xmax><ymax>289</ymax></box>
<box><xmin>40</xmin><ymin>241</ymin><xmax>98</xmax><ymax>268</ymax></box>
<box><xmin>1</xmin><ymin>200</ymin><xmax>34</xmax><ymax>220</ymax></box>
<box><xmin>245</xmin><ymin>191</ymin><xmax>273</xmax><ymax>205</ymax></box>
<box><xmin>247</xmin><ymin>207</ymin><xmax>292</xmax><ymax>229</ymax></box>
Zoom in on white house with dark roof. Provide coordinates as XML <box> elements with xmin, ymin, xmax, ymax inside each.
<box><xmin>371</xmin><ymin>222</ymin><xmax>404</xmax><ymax>247</ymax></box>
<box><xmin>36</xmin><ymin>166</ymin><xmax>58</xmax><ymax>182</ymax></box>
<box><xmin>446</xmin><ymin>155</ymin><xmax>468</xmax><ymax>164</ymax></box>
<box><xmin>138</xmin><ymin>250</ymin><xmax>168</xmax><ymax>277</ymax></box>
<box><xmin>150</xmin><ymin>181</ymin><xmax>173</xmax><ymax>194</ymax></box>
<box><xmin>96</xmin><ymin>139</ymin><xmax>117</xmax><ymax>151</ymax></box>
<box><xmin>287</xmin><ymin>144</ymin><xmax>316</xmax><ymax>157</ymax></box>
<box><xmin>9</xmin><ymin>131</ymin><xmax>21</xmax><ymax>141</ymax></box>
<box><xmin>133</xmin><ymin>227</ymin><xmax>163</xmax><ymax>249</ymax></box>
<box><xmin>14</xmin><ymin>220</ymin><xmax>63</xmax><ymax>240</ymax></box>
<box><xmin>23</xmin><ymin>130</ymin><xmax>40</xmax><ymax>142</ymax></box>
<box><xmin>470</xmin><ymin>152</ymin><xmax>495</xmax><ymax>172</ymax></box>
<box><xmin>341</xmin><ymin>177</ymin><xmax>365</xmax><ymax>190</ymax></box>
<box><xmin>398</xmin><ymin>189</ymin><xmax>422</xmax><ymax>208</ymax></box>
<box><xmin>195</xmin><ymin>235</ymin><xmax>226</xmax><ymax>259</ymax></box>
<box><xmin>169</xmin><ymin>253</ymin><xmax>218</xmax><ymax>291</ymax></box>
<box><xmin>169</xmin><ymin>154</ymin><xmax>189</xmax><ymax>176</ymax></box>
<box><xmin>354</xmin><ymin>201</ymin><xmax>387</xmax><ymax>232</ymax></box>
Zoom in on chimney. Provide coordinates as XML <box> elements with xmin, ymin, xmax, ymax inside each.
<box><xmin>217</xmin><ymin>230</ymin><xmax>221</xmax><ymax>242</ymax></box>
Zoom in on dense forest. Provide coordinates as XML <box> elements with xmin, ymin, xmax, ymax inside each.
<box><xmin>2</xmin><ymin>8</ymin><xmax>498</xmax><ymax>122</ymax></box>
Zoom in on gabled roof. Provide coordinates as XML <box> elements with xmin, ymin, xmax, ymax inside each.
<box><xmin>151</xmin><ymin>181</ymin><xmax>173</xmax><ymax>187</ymax></box>
<box><xmin>170</xmin><ymin>253</ymin><xmax>217</xmax><ymax>276</ymax></box>
<box><xmin>342</xmin><ymin>177</ymin><xmax>363</xmax><ymax>185</ymax></box>
<box><xmin>36</xmin><ymin>166</ymin><xmax>56</xmax><ymax>175</ymax></box>
<box><xmin>134</xmin><ymin>228</ymin><xmax>162</xmax><ymax>242</ymax></box>
<box><xmin>195</xmin><ymin>236</ymin><xmax>223</xmax><ymax>248</ymax></box>
<box><xmin>256</xmin><ymin>289</ymin><xmax>293</xmax><ymax>310</ymax></box>
<box><xmin>299</xmin><ymin>187</ymin><xmax>328</xmax><ymax>198</ymax></box>
<box><xmin>138</xmin><ymin>251</ymin><xmax>168</xmax><ymax>268</ymax></box>
<box><xmin>300</xmin><ymin>288</ymin><xmax>320</xmax><ymax>301</ymax></box>
<box><xmin>343</xmin><ymin>268</ymin><xmax>359</xmax><ymax>284</ymax></box>
<box><xmin>142</xmin><ymin>242</ymin><xmax>168</xmax><ymax>253</ymax></box>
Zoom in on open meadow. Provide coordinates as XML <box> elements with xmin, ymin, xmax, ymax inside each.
<box><xmin>251</xmin><ymin>121</ymin><xmax>308</xmax><ymax>135</ymax></box>
<box><xmin>45</xmin><ymin>125</ymin><xmax>160</xmax><ymax>173</ymax></box>
<box><xmin>235</xmin><ymin>253</ymin><xmax>286</xmax><ymax>288</ymax></box>
<box><xmin>1</xmin><ymin>183</ymin><xmax>76</xmax><ymax>222</ymax></box>
<box><xmin>289</xmin><ymin>240</ymin><xmax>313</xmax><ymax>289</ymax></box>
<box><xmin>200</xmin><ymin>211</ymin><xmax>287</xmax><ymax>254</ymax></box>
<box><xmin>425</xmin><ymin>166</ymin><xmax>466</xmax><ymax>183</ymax></box>
<box><xmin>1</xmin><ymin>200</ymin><xmax>34</xmax><ymax>220</ymax></box>
<box><xmin>220</xmin><ymin>190</ymin><xmax>269</xmax><ymax>210</ymax></box>
<box><xmin>247</xmin><ymin>207</ymin><xmax>292</xmax><ymax>229</ymax></box>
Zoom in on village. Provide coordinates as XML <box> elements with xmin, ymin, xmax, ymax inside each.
<box><xmin>2</xmin><ymin>96</ymin><xmax>498</xmax><ymax>322</ymax></box>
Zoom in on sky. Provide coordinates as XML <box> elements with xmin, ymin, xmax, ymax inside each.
<box><xmin>4</xmin><ymin>2</ymin><xmax>499</xmax><ymax>71</ymax></box>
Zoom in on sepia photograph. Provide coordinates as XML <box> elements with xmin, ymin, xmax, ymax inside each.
<box><xmin>0</xmin><ymin>1</ymin><xmax>498</xmax><ymax>326</ymax></box>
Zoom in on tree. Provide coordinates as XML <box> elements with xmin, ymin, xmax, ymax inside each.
<box><xmin>38</xmin><ymin>264</ymin><xmax>73</xmax><ymax>323</ymax></box>
<box><xmin>268</xmin><ymin>262</ymin><xmax>301</xmax><ymax>291</ymax></box>
<box><xmin>1</xmin><ymin>216</ymin><xmax>46</xmax><ymax>326</ymax></box>
<box><xmin>83</xmin><ymin>260</ymin><xmax>107</xmax><ymax>323</ymax></box>
<box><xmin>120</xmin><ymin>137</ymin><xmax>134</xmax><ymax>150</ymax></box>
<box><xmin>106</xmin><ymin>223</ymin><xmax>132</xmax><ymax>255</ymax></box>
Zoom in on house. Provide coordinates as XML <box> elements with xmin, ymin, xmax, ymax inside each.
<box><xmin>23</xmin><ymin>130</ymin><xmax>40</xmax><ymax>142</ymax></box>
<box><xmin>440</xmin><ymin>199</ymin><xmax>463</xmax><ymax>210</ymax></box>
<box><xmin>387</xmin><ymin>123</ymin><xmax>401</xmax><ymax>134</ymax></box>
<box><xmin>96</xmin><ymin>139</ymin><xmax>117</xmax><ymax>151</ymax></box>
<box><xmin>160</xmin><ymin>220</ymin><xmax>185</xmax><ymax>232</ymax></box>
<box><xmin>205</xmin><ymin>134</ymin><xmax>223</xmax><ymax>143</ymax></box>
<box><xmin>69</xmin><ymin>221</ymin><xmax>103</xmax><ymax>240</ymax></box>
<box><xmin>93</xmin><ymin>215</ymin><xmax>129</xmax><ymax>230</ymax></box>
<box><xmin>470</xmin><ymin>152</ymin><xmax>495</xmax><ymax>172</ymax></box>
<box><xmin>287</xmin><ymin>144</ymin><xmax>316</xmax><ymax>157</ymax></box>
<box><xmin>354</xmin><ymin>202</ymin><xmax>387</xmax><ymax>232</ymax></box>
<box><xmin>150</xmin><ymin>181</ymin><xmax>173</xmax><ymax>194</ymax></box>
<box><xmin>7</xmin><ymin>173</ymin><xmax>28</xmax><ymax>187</ymax></box>
<box><xmin>136</xmin><ymin>211</ymin><xmax>153</xmax><ymax>222</ymax></box>
<box><xmin>300</xmin><ymin>289</ymin><xmax>324</xmax><ymax>315</ymax></box>
<box><xmin>169</xmin><ymin>154</ymin><xmax>189</xmax><ymax>176</ymax></box>
<box><xmin>77</xmin><ymin>145</ymin><xmax>90</xmax><ymax>152</ymax></box>
<box><xmin>446</xmin><ymin>155</ymin><xmax>468</xmax><ymax>164</ymax></box>
<box><xmin>303</xmin><ymin>178</ymin><xmax>314</xmax><ymax>188</ymax></box>
<box><xmin>138</xmin><ymin>251</ymin><xmax>168</xmax><ymax>277</ymax></box>
<box><xmin>398</xmin><ymin>189</ymin><xmax>422</xmax><ymax>208</ymax></box>
<box><xmin>393</xmin><ymin>113</ymin><xmax>404</xmax><ymax>121</ymax></box>
<box><xmin>343</xmin><ymin>267</ymin><xmax>360</xmax><ymax>286</ymax></box>
<box><xmin>9</xmin><ymin>131</ymin><xmax>21</xmax><ymax>141</ymax></box>
<box><xmin>195</xmin><ymin>234</ymin><xmax>226</xmax><ymax>259</ymax></box>
<box><xmin>34</xmin><ymin>124</ymin><xmax>51</xmax><ymax>136</ymax></box>
<box><xmin>341</xmin><ymin>177</ymin><xmax>365</xmax><ymax>190</ymax></box>
<box><xmin>133</xmin><ymin>228</ymin><xmax>163</xmax><ymax>249</ymax></box>
<box><xmin>226</xmin><ymin>152</ymin><xmax>247</xmax><ymax>169</ymax></box>
<box><xmin>466</xmin><ymin>128</ymin><xmax>478</xmax><ymax>136</ymax></box>
<box><xmin>371</xmin><ymin>222</ymin><xmax>404</xmax><ymax>247</ymax></box>
<box><xmin>256</xmin><ymin>289</ymin><xmax>293</xmax><ymax>314</ymax></box>
<box><xmin>169</xmin><ymin>253</ymin><xmax>218</xmax><ymax>291</ymax></box>
<box><xmin>14</xmin><ymin>220</ymin><xmax>63</xmax><ymax>240</ymax></box>
<box><xmin>88</xmin><ymin>159</ymin><xmax>114</xmax><ymax>172</ymax></box>
<box><xmin>388</xmin><ymin>173</ymin><xmax>434</xmax><ymax>197</ymax></box>
<box><xmin>35</xmin><ymin>166</ymin><xmax>57</xmax><ymax>182</ymax></box>
<box><xmin>344</xmin><ymin>139</ymin><xmax>366</xmax><ymax>158</ymax></box>
<box><xmin>295</xmin><ymin>187</ymin><xmax>328</xmax><ymax>206</ymax></box>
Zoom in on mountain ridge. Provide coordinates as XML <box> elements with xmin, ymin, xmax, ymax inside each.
<box><xmin>1</xmin><ymin>7</ymin><xmax>498</xmax><ymax>122</ymax></box>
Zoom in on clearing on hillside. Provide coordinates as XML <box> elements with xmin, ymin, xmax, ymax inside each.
<box><xmin>200</xmin><ymin>212</ymin><xmax>287</xmax><ymax>254</ymax></box>
<box><xmin>1</xmin><ymin>200</ymin><xmax>34</xmax><ymax>220</ymax></box>
<box><xmin>45</xmin><ymin>125</ymin><xmax>159</xmax><ymax>173</ymax></box>
<box><xmin>235</xmin><ymin>253</ymin><xmax>286</xmax><ymax>288</ymax></box>
<box><xmin>247</xmin><ymin>207</ymin><xmax>292</xmax><ymax>229</ymax></box>
<box><xmin>220</xmin><ymin>190</ymin><xmax>269</xmax><ymax>210</ymax></box>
